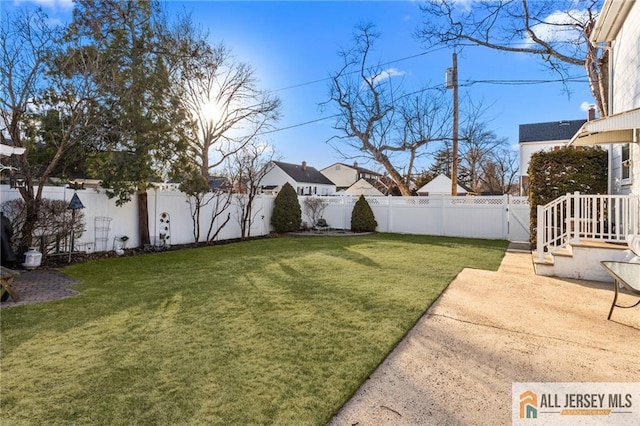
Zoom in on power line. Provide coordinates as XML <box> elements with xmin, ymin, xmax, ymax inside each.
<box><xmin>259</xmin><ymin>114</ymin><xmax>340</xmax><ymax>135</ymax></box>
<box><xmin>258</xmin><ymin>75</ymin><xmax>590</xmax><ymax>136</ymax></box>
<box><xmin>461</xmin><ymin>76</ymin><xmax>589</xmax><ymax>86</ymax></box>
<box><xmin>270</xmin><ymin>46</ymin><xmax>450</xmax><ymax>93</ymax></box>
<box><xmin>258</xmin><ymin>41</ymin><xmax>591</xmax><ymax>137</ymax></box>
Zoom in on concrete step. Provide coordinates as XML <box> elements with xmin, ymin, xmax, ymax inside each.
<box><xmin>533</xmin><ymin>240</ymin><xmax>630</xmax><ymax>282</ymax></box>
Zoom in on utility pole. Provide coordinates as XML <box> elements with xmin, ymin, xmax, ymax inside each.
<box><xmin>450</xmin><ymin>52</ymin><xmax>459</xmax><ymax>196</ymax></box>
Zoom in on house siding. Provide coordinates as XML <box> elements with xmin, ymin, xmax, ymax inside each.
<box><xmin>611</xmin><ymin>2</ymin><xmax>640</xmax><ymax>113</ymax></box>
<box><xmin>261</xmin><ymin>165</ymin><xmax>296</xmax><ymax>193</ymax></box>
<box><xmin>320</xmin><ymin>163</ymin><xmax>381</xmax><ymax>189</ymax></box>
<box><xmin>261</xmin><ymin>162</ymin><xmax>336</xmax><ymax>195</ymax></box>
<box><xmin>609</xmin><ymin>0</ymin><xmax>640</xmax><ymax>195</ymax></box>
<box><xmin>320</xmin><ymin>164</ymin><xmax>357</xmax><ymax>188</ymax></box>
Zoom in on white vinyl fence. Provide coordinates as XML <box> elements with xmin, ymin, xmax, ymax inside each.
<box><xmin>315</xmin><ymin>194</ymin><xmax>530</xmax><ymax>241</ymax></box>
<box><xmin>0</xmin><ymin>185</ymin><xmax>529</xmax><ymax>254</ymax></box>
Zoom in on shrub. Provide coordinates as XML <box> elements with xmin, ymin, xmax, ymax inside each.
<box><xmin>351</xmin><ymin>195</ymin><xmax>377</xmax><ymax>232</ymax></box>
<box><xmin>271</xmin><ymin>182</ymin><xmax>302</xmax><ymax>232</ymax></box>
<box><xmin>1</xmin><ymin>198</ymin><xmax>85</xmax><ymax>255</ymax></box>
<box><xmin>528</xmin><ymin>147</ymin><xmax>607</xmax><ymax>245</ymax></box>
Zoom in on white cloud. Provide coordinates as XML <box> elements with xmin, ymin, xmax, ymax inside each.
<box><xmin>519</xmin><ymin>8</ymin><xmax>589</xmax><ymax>47</ymax></box>
<box><xmin>368</xmin><ymin>68</ymin><xmax>406</xmax><ymax>85</ymax></box>
<box><xmin>451</xmin><ymin>0</ymin><xmax>473</xmax><ymax>13</ymax></box>
<box><xmin>12</xmin><ymin>0</ymin><xmax>74</xmax><ymax>11</ymax></box>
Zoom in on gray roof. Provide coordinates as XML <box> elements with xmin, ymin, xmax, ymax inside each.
<box><xmin>207</xmin><ymin>176</ymin><xmax>231</xmax><ymax>192</ymax></box>
<box><xmin>519</xmin><ymin>119</ymin><xmax>586</xmax><ymax>143</ymax></box>
<box><xmin>273</xmin><ymin>161</ymin><xmax>335</xmax><ymax>185</ymax></box>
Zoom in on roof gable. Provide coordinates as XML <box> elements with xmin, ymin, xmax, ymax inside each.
<box><xmin>417</xmin><ymin>174</ymin><xmax>468</xmax><ymax>194</ymax></box>
<box><xmin>519</xmin><ymin>119</ymin><xmax>586</xmax><ymax>143</ymax></box>
<box><xmin>273</xmin><ymin>161</ymin><xmax>335</xmax><ymax>185</ymax></box>
<box><xmin>345</xmin><ymin>178</ymin><xmax>385</xmax><ymax>196</ymax></box>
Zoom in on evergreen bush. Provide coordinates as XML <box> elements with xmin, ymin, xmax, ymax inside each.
<box><xmin>528</xmin><ymin>147</ymin><xmax>607</xmax><ymax>246</ymax></box>
<box><xmin>271</xmin><ymin>182</ymin><xmax>302</xmax><ymax>233</ymax></box>
<box><xmin>351</xmin><ymin>195</ymin><xmax>377</xmax><ymax>232</ymax></box>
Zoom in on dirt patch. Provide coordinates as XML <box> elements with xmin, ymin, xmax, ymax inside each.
<box><xmin>288</xmin><ymin>229</ymin><xmax>374</xmax><ymax>237</ymax></box>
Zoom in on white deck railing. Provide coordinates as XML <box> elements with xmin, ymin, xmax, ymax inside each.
<box><xmin>536</xmin><ymin>192</ymin><xmax>640</xmax><ymax>261</ymax></box>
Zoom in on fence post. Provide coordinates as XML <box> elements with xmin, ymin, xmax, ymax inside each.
<box><xmin>387</xmin><ymin>196</ymin><xmax>392</xmax><ymax>233</ymax></box>
<box><xmin>504</xmin><ymin>194</ymin><xmax>509</xmax><ymax>240</ymax></box>
<box><xmin>343</xmin><ymin>197</ymin><xmax>348</xmax><ymax>230</ymax></box>
<box><xmin>440</xmin><ymin>194</ymin><xmax>446</xmax><ymax>236</ymax></box>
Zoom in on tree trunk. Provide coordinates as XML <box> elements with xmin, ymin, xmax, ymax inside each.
<box><xmin>19</xmin><ymin>198</ymin><xmax>39</xmax><ymax>254</ymax></box>
<box><xmin>137</xmin><ymin>191</ymin><xmax>150</xmax><ymax>247</ymax></box>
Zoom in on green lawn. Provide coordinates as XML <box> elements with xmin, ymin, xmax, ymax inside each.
<box><xmin>0</xmin><ymin>234</ymin><xmax>507</xmax><ymax>425</ymax></box>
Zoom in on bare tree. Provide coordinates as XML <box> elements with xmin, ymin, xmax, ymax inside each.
<box><xmin>175</xmin><ymin>167</ymin><xmax>233</xmax><ymax>245</ymax></box>
<box><xmin>167</xmin><ymin>15</ymin><xmax>281</xmax><ymax>242</ymax></box>
<box><xmin>458</xmin><ymin>100</ymin><xmax>507</xmax><ymax>193</ymax></box>
<box><xmin>416</xmin><ymin>0</ymin><xmax>607</xmax><ymax>116</ymax></box>
<box><xmin>480</xmin><ymin>147</ymin><xmax>519</xmax><ymax>195</ymax></box>
<box><xmin>327</xmin><ymin>23</ymin><xmax>450</xmax><ymax>196</ymax></box>
<box><xmin>418</xmin><ymin>98</ymin><xmax>518</xmax><ymax>195</ymax></box>
<box><xmin>168</xmin><ymin>16</ymin><xmax>281</xmax><ymax>177</ymax></box>
<box><xmin>228</xmin><ymin>143</ymin><xmax>276</xmax><ymax>240</ymax></box>
<box><xmin>303</xmin><ymin>197</ymin><xmax>330</xmax><ymax>229</ymax></box>
<box><xmin>1</xmin><ymin>8</ymin><xmax>99</xmax><ymax>251</ymax></box>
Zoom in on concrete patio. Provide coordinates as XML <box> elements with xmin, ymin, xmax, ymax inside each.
<box><xmin>329</xmin><ymin>249</ymin><xmax>640</xmax><ymax>425</ymax></box>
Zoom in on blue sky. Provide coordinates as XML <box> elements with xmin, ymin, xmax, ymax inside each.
<box><xmin>4</xmin><ymin>0</ymin><xmax>596</xmax><ymax>173</ymax></box>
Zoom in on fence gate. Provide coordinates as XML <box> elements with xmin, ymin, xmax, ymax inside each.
<box><xmin>507</xmin><ymin>196</ymin><xmax>530</xmax><ymax>242</ymax></box>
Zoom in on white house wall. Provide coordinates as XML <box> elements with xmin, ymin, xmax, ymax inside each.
<box><xmin>611</xmin><ymin>1</ymin><xmax>640</xmax><ymax>113</ymax></box>
<box><xmin>609</xmin><ymin>0</ymin><xmax>640</xmax><ymax>196</ymax></box>
<box><xmin>320</xmin><ymin>164</ymin><xmax>357</xmax><ymax>187</ymax></box>
<box><xmin>518</xmin><ymin>140</ymin><xmax>567</xmax><ymax>177</ymax></box>
<box><xmin>261</xmin><ymin>166</ymin><xmax>296</xmax><ymax>192</ymax></box>
<box><xmin>262</xmin><ymin>166</ymin><xmax>335</xmax><ymax>195</ymax></box>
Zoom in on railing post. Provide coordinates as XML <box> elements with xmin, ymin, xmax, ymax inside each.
<box><xmin>537</xmin><ymin>204</ymin><xmax>545</xmax><ymax>262</ymax></box>
<box><xmin>573</xmin><ymin>191</ymin><xmax>581</xmax><ymax>244</ymax></box>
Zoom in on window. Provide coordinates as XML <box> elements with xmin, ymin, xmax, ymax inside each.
<box><xmin>622</xmin><ymin>144</ymin><xmax>630</xmax><ymax>181</ymax></box>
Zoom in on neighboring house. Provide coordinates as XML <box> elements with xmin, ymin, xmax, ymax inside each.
<box><xmin>518</xmin><ymin>118</ymin><xmax>586</xmax><ymax>196</ymax></box>
<box><xmin>207</xmin><ymin>176</ymin><xmax>232</xmax><ymax>193</ymax></box>
<box><xmin>534</xmin><ymin>0</ymin><xmax>640</xmax><ymax>282</ymax></box>
<box><xmin>261</xmin><ymin>161</ymin><xmax>336</xmax><ymax>196</ymax></box>
<box><xmin>343</xmin><ymin>178</ymin><xmax>385</xmax><ymax>197</ymax></box>
<box><xmin>149</xmin><ymin>180</ymin><xmax>181</xmax><ymax>192</ymax></box>
<box><xmin>320</xmin><ymin>162</ymin><xmax>381</xmax><ymax>190</ymax></box>
<box><xmin>416</xmin><ymin>174</ymin><xmax>468</xmax><ymax>196</ymax></box>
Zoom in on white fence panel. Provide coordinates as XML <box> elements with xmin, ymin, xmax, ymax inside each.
<box><xmin>387</xmin><ymin>197</ymin><xmax>443</xmax><ymax>235</ymax></box>
<box><xmin>442</xmin><ymin>196</ymin><xmax>508</xmax><ymax>239</ymax></box>
<box><xmin>1</xmin><ymin>187</ymin><xmax>530</xmax><ymax>254</ymax></box>
<box><xmin>508</xmin><ymin>197</ymin><xmax>531</xmax><ymax>242</ymax></box>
